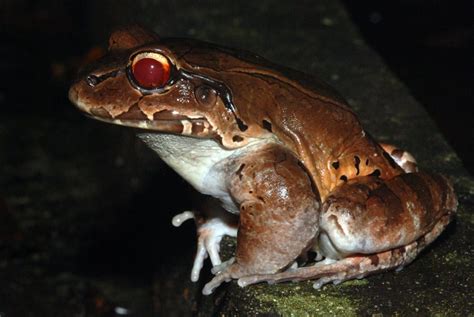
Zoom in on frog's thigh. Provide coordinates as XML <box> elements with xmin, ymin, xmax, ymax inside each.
<box><xmin>320</xmin><ymin>172</ymin><xmax>456</xmax><ymax>257</ymax></box>
<box><xmin>202</xmin><ymin>145</ymin><xmax>320</xmax><ymax>294</ymax></box>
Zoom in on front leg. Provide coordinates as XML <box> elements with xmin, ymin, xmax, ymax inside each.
<box><xmin>203</xmin><ymin>145</ymin><xmax>320</xmax><ymax>294</ymax></box>
<box><xmin>172</xmin><ymin>196</ymin><xmax>237</xmax><ymax>282</ymax></box>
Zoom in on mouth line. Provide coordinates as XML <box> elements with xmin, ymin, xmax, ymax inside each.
<box><xmin>86</xmin><ymin>114</ymin><xmax>213</xmax><ymax>135</ymax></box>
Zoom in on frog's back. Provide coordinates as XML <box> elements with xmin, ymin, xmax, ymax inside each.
<box><xmin>167</xmin><ymin>38</ymin><xmax>402</xmax><ymax>198</ymax></box>
<box><xmin>165</xmin><ymin>38</ymin><xmax>348</xmax><ymax>106</ymax></box>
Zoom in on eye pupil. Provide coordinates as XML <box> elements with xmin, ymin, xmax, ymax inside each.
<box><xmin>132</xmin><ymin>57</ymin><xmax>169</xmax><ymax>88</ymax></box>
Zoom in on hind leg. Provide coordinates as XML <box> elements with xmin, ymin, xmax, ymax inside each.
<box><xmin>239</xmin><ymin>214</ymin><xmax>451</xmax><ymax>288</ymax></box>
<box><xmin>238</xmin><ymin>172</ymin><xmax>457</xmax><ymax>288</ymax></box>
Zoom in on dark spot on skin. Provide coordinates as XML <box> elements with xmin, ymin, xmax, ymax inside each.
<box><xmin>257</xmin><ymin>196</ymin><xmax>265</xmax><ymax>203</ymax></box>
<box><xmin>365</xmin><ymin>158</ymin><xmax>369</xmax><ymax>166</ymax></box>
<box><xmin>340</xmin><ymin>175</ymin><xmax>348</xmax><ymax>182</ymax></box>
<box><xmin>332</xmin><ymin>161</ymin><xmax>340</xmax><ymax>169</ymax></box>
<box><xmin>262</xmin><ymin>119</ymin><xmax>273</xmax><ymax>132</ymax></box>
<box><xmin>368</xmin><ymin>254</ymin><xmax>380</xmax><ymax>266</ymax></box>
<box><xmin>328</xmin><ymin>215</ymin><xmax>344</xmax><ymax>234</ymax></box>
<box><xmin>236</xmin><ymin>164</ymin><xmax>246</xmax><ymax>180</ymax></box>
<box><xmin>214</xmin><ymin>135</ymin><xmax>223</xmax><ymax>143</ymax></box>
<box><xmin>249</xmin><ymin>191</ymin><xmax>253</xmax><ymax>194</ymax></box>
<box><xmin>354</xmin><ymin>156</ymin><xmax>361</xmax><ymax>175</ymax></box>
<box><xmin>383</xmin><ymin>151</ymin><xmax>399</xmax><ymax>169</ymax></box>
<box><xmin>232</xmin><ymin>135</ymin><xmax>244</xmax><ymax>142</ymax></box>
<box><xmin>237</xmin><ymin>118</ymin><xmax>248</xmax><ymax>131</ymax></box>
<box><xmin>369</xmin><ymin>169</ymin><xmax>381</xmax><ymax>177</ymax></box>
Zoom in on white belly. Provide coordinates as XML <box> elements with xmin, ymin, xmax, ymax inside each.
<box><xmin>137</xmin><ymin>133</ymin><xmax>276</xmax><ymax>213</ymax></box>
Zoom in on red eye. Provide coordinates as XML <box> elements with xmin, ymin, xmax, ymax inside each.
<box><xmin>131</xmin><ymin>53</ymin><xmax>171</xmax><ymax>89</ymax></box>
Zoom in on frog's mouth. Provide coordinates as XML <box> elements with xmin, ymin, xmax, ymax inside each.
<box><xmin>93</xmin><ymin>115</ymin><xmax>214</xmax><ymax>137</ymax></box>
<box><xmin>80</xmin><ymin>103</ymin><xmax>214</xmax><ymax>137</ymax></box>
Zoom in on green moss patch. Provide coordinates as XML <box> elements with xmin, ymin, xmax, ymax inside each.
<box><xmin>253</xmin><ymin>282</ymin><xmax>360</xmax><ymax>316</ymax></box>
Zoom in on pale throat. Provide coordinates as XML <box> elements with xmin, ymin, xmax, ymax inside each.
<box><xmin>136</xmin><ymin>132</ymin><xmax>237</xmax><ymax>194</ymax></box>
<box><xmin>136</xmin><ymin>132</ymin><xmax>277</xmax><ymax>214</ymax></box>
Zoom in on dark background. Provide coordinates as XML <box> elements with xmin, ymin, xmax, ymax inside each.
<box><xmin>343</xmin><ymin>1</ymin><xmax>473</xmax><ymax>174</ymax></box>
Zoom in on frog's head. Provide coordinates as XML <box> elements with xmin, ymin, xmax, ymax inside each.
<box><xmin>69</xmin><ymin>26</ymin><xmax>272</xmax><ymax>149</ymax></box>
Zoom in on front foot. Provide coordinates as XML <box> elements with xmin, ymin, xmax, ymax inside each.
<box><xmin>172</xmin><ymin>210</ymin><xmax>237</xmax><ymax>282</ymax></box>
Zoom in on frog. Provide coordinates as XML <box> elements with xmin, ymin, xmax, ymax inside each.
<box><xmin>69</xmin><ymin>26</ymin><xmax>457</xmax><ymax>295</ymax></box>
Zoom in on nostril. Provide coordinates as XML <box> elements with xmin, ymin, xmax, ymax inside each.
<box><xmin>86</xmin><ymin>75</ymin><xmax>99</xmax><ymax>87</ymax></box>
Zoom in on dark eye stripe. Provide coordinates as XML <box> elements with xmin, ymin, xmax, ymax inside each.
<box><xmin>86</xmin><ymin>69</ymin><xmax>123</xmax><ymax>87</ymax></box>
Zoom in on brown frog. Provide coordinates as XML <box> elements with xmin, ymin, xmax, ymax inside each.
<box><xmin>69</xmin><ymin>26</ymin><xmax>457</xmax><ymax>295</ymax></box>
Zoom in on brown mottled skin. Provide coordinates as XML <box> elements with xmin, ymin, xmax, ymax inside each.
<box><xmin>227</xmin><ymin>145</ymin><xmax>320</xmax><ymax>276</ymax></box>
<box><xmin>69</xmin><ymin>26</ymin><xmax>457</xmax><ymax>295</ymax></box>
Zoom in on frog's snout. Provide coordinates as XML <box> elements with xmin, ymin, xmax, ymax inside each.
<box><xmin>68</xmin><ymin>84</ymin><xmax>79</xmax><ymax>106</ymax></box>
<box><xmin>68</xmin><ymin>82</ymin><xmax>93</xmax><ymax>116</ymax></box>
